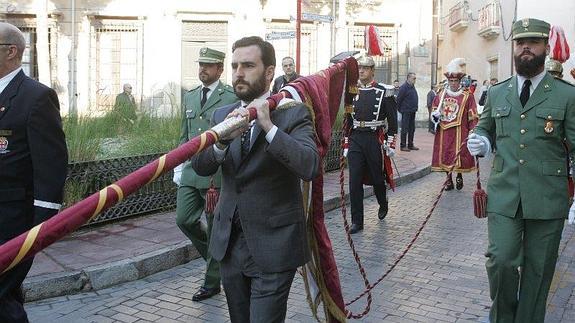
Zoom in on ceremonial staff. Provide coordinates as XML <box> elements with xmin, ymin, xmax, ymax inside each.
<box><xmin>0</xmin><ymin>96</ymin><xmax>266</xmax><ymax>275</ymax></box>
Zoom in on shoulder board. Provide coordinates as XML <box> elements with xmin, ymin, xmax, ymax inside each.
<box><xmin>554</xmin><ymin>77</ymin><xmax>575</xmax><ymax>87</ymax></box>
<box><xmin>375</xmin><ymin>83</ymin><xmax>395</xmax><ymax>97</ymax></box>
<box><xmin>188</xmin><ymin>85</ymin><xmax>201</xmax><ymax>92</ymax></box>
<box><xmin>491</xmin><ymin>76</ymin><xmax>512</xmax><ymax>89</ymax></box>
<box><xmin>276</xmin><ymin>100</ymin><xmax>300</xmax><ymax>110</ymax></box>
<box><xmin>222</xmin><ymin>84</ymin><xmax>235</xmax><ymax>92</ymax></box>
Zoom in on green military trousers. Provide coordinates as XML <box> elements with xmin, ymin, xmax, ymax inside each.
<box><xmin>176</xmin><ymin>186</ymin><xmax>220</xmax><ymax>290</ymax></box>
<box><xmin>485</xmin><ymin>206</ymin><xmax>564</xmax><ymax>323</ymax></box>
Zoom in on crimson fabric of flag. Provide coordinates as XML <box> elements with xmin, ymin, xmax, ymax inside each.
<box><xmin>365</xmin><ymin>25</ymin><xmax>384</xmax><ymax>56</ymax></box>
<box><xmin>284</xmin><ymin>57</ymin><xmax>358</xmax><ymax>322</ymax></box>
<box><xmin>549</xmin><ymin>25</ymin><xmax>570</xmax><ymax>63</ymax></box>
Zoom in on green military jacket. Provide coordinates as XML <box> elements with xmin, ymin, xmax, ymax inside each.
<box><xmin>474</xmin><ymin>73</ymin><xmax>575</xmax><ymax>219</ymax></box>
<box><xmin>179</xmin><ymin>81</ymin><xmax>237</xmax><ymax>188</ymax></box>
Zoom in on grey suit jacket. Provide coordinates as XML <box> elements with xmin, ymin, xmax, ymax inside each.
<box><xmin>192</xmin><ymin>101</ymin><xmax>320</xmax><ymax>273</ymax></box>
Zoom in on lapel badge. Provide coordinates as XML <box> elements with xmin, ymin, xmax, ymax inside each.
<box><xmin>544</xmin><ymin>120</ymin><xmax>554</xmax><ymax>134</ymax></box>
<box><xmin>0</xmin><ymin>136</ymin><xmax>9</xmax><ymax>154</ymax></box>
<box><xmin>544</xmin><ymin>83</ymin><xmax>549</xmax><ymax>89</ymax></box>
<box><xmin>0</xmin><ymin>106</ymin><xmax>5</xmax><ymax>112</ymax></box>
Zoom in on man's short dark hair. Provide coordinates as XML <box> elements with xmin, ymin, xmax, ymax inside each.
<box><xmin>232</xmin><ymin>36</ymin><xmax>276</xmax><ymax>68</ymax></box>
<box><xmin>490</xmin><ymin>77</ymin><xmax>498</xmax><ymax>83</ymax></box>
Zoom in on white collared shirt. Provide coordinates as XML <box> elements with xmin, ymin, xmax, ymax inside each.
<box><xmin>202</xmin><ymin>80</ymin><xmax>220</xmax><ymax>102</ymax></box>
<box><xmin>516</xmin><ymin>69</ymin><xmax>547</xmax><ymax>97</ymax></box>
<box><xmin>0</xmin><ymin>67</ymin><xmax>22</xmax><ymax>95</ymax></box>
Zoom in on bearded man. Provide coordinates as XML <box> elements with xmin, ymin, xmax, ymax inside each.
<box><xmin>468</xmin><ymin>18</ymin><xmax>575</xmax><ymax>323</ymax></box>
<box><xmin>192</xmin><ymin>36</ymin><xmax>319</xmax><ymax>323</ymax></box>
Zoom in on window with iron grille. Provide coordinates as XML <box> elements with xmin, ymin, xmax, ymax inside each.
<box><xmin>19</xmin><ymin>27</ymin><xmax>38</xmax><ymax>79</ymax></box>
<box><xmin>91</xmin><ymin>21</ymin><xmax>141</xmax><ymax>114</ymax></box>
<box><xmin>2</xmin><ymin>18</ymin><xmax>58</xmax><ymax>87</ymax></box>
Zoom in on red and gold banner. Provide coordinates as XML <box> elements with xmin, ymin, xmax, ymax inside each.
<box><xmin>0</xmin><ymin>57</ymin><xmax>359</xmax><ymax>323</ymax></box>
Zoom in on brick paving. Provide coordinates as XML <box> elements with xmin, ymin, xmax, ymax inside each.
<box><xmin>25</xmin><ymin>153</ymin><xmax>575</xmax><ymax>322</ymax></box>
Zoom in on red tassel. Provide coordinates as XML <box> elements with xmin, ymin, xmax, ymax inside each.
<box><xmin>473</xmin><ymin>157</ymin><xmax>487</xmax><ymax>219</ymax></box>
<box><xmin>205</xmin><ymin>178</ymin><xmax>219</xmax><ymax>214</ymax></box>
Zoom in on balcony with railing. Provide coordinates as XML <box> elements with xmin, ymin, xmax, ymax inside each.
<box><xmin>448</xmin><ymin>1</ymin><xmax>469</xmax><ymax>32</ymax></box>
<box><xmin>477</xmin><ymin>1</ymin><xmax>501</xmax><ymax>39</ymax></box>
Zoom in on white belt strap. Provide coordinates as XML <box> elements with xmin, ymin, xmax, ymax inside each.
<box><xmin>353</xmin><ymin>120</ymin><xmax>386</xmax><ymax>128</ymax></box>
<box><xmin>34</xmin><ymin>199</ymin><xmax>62</xmax><ymax>210</ymax></box>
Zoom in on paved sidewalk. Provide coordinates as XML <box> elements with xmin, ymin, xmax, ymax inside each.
<box><xmin>25</xmin><ymin>145</ymin><xmax>575</xmax><ymax>322</ymax></box>
<box><xmin>24</xmin><ymin>129</ymin><xmax>436</xmax><ymax>301</ymax></box>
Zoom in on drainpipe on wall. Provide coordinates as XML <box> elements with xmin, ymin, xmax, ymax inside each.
<box><xmin>35</xmin><ymin>0</ymin><xmax>50</xmax><ymax>86</ymax></box>
<box><xmin>69</xmin><ymin>0</ymin><xmax>77</xmax><ymax>117</ymax></box>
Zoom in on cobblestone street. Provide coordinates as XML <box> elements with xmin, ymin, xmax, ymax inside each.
<box><xmin>26</xmin><ymin>167</ymin><xmax>575</xmax><ymax>322</ymax></box>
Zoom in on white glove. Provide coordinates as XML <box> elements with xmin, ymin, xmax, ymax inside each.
<box><xmin>173</xmin><ymin>163</ymin><xmax>183</xmax><ymax>186</ymax></box>
<box><xmin>343</xmin><ymin>148</ymin><xmax>348</xmax><ymax>158</ymax></box>
<box><xmin>569</xmin><ymin>200</ymin><xmax>575</xmax><ymax>225</ymax></box>
<box><xmin>467</xmin><ymin>133</ymin><xmax>491</xmax><ymax>156</ymax></box>
<box><xmin>430</xmin><ymin>110</ymin><xmax>441</xmax><ymax>122</ymax></box>
<box><xmin>386</xmin><ymin>146</ymin><xmax>395</xmax><ymax>158</ymax></box>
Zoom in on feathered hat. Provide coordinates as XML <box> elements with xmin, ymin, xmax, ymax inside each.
<box><xmin>443</xmin><ymin>58</ymin><xmax>466</xmax><ymax>79</ymax></box>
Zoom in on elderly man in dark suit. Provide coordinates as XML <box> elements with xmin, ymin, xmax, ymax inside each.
<box><xmin>0</xmin><ymin>22</ymin><xmax>68</xmax><ymax>322</ymax></box>
<box><xmin>192</xmin><ymin>36</ymin><xmax>319</xmax><ymax>323</ymax></box>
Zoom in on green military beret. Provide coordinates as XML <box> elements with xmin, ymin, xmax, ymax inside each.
<box><xmin>512</xmin><ymin>18</ymin><xmax>550</xmax><ymax>40</ymax></box>
<box><xmin>197</xmin><ymin>47</ymin><xmax>225</xmax><ymax>64</ymax></box>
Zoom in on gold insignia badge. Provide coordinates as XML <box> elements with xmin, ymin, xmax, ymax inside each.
<box><xmin>522</xmin><ymin>19</ymin><xmax>530</xmax><ymax>28</ymax></box>
<box><xmin>544</xmin><ymin>120</ymin><xmax>554</xmax><ymax>134</ymax></box>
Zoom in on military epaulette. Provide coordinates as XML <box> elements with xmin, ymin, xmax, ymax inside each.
<box><xmin>492</xmin><ymin>76</ymin><xmax>513</xmax><ymax>89</ymax></box>
<box><xmin>188</xmin><ymin>85</ymin><xmax>201</xmax><ymax>92</ymax></box>
<box><xmin>276</xmin><ymin>100</ymin><xmax>300</xmax><ymax>110</ymax></box>
<box><xmin>376</xmin><ymin>82</ymin><xmax>395</xmax><ymax>97</ymax></box>
<box><xmin>554</xmin><ymin>77</ymin><xmax>575</xmax><ymax>87</ymax></box>
<box><xmin>222</xmin><ymin>84</ymin><xmax>235</xmax><ymax>93</ymax></box>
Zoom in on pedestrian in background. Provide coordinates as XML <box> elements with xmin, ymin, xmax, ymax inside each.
<box><xmin>0</xmin><ymin>22</ymin><xmax>68</xmax><ymax>322</ymax></box>
<box><xmin>113</xmin><ymin>83</ymin><xmax>137</xmax><ymax>125</ymax></box>
<box><xmin>173</xmin><ymin>47</ymin><xmax>237</xmax><ymax>302</ymax></box>
<box><xmin>468</xmin><ymin>18</ymin><xmax>575</xmax><ymax>323</ymax></box>
<box><xmin>271</xmin><ymin>56</ymin><xmax>300</xmax><ymax>94</ymax></box>
<box><xmin>396</xmin><ymin>72</ymin><xmax>419</xmax><ymax>151</ymax></box>
<box><xmin>426</xmin><ymin>84</ymin><xmax>437</xmax><ymax>134</ymax></box>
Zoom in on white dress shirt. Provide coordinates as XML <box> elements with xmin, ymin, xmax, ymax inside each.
<box><xmin>0</xmin><ymin>67</ymin><xmax>22</xmax><ymax>95</ymax></box>
<box><xmin>516</xmin><ymin>69</ymin><xmax>546</xmax><ymax>97</ymax></box>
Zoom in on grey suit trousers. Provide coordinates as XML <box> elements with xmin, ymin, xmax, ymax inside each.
<box><xmin>221</xmin><ymin>230</ymin><xmax>296</xmax><ymax>323</ymax></box>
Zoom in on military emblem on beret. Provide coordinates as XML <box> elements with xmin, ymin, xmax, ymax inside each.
<box><xmin>522</xmin><ymin>18</ymin><xmax>529</xmax><ymax>28</ymax></box>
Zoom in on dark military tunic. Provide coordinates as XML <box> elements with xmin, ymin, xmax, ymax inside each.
<box><xmin>345</xmin><ymin>81</ymin><xmax>397</xmax><ymax>226</ymax></box>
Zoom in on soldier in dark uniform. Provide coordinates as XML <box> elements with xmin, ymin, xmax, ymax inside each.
<box><xmin>344</xmin><ymin>56</ymin><xmax>398</xmax><ymax>234</ymax></box>
<box><xmin>0</xmin><ymin>23</ymin><xmax>68</xmax><ymax>322</ymax></box>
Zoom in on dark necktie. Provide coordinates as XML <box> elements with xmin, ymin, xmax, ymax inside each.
<box><xmin>520</xmin><ymin>79</ymin><xmax>531</xmax><ymax>107</ymax></box>
<box><xmin>200</xmin><ymin>87</ymin><xmax>210</xmax><ymax>108</ymax></box>
<box><xmin>241</xmin><ymin>124</ymin><xmax>252</xmax><ymax>159</ymax></box>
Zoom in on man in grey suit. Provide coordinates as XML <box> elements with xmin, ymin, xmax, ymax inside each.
<box><xmin>192</xmin><ymin>36</ymin><xmax>319</xmax><ymax>322</ymax></box>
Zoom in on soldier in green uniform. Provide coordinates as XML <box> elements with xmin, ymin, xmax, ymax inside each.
<box><xmin>468</xmin><ymin>18</ymin><xmax>575</xmax><ymax>322</ymax></box>
<box><xmin>173</xmin><ymin>47</ymin><xmax>237</xmax><ymax>301</ymax></box>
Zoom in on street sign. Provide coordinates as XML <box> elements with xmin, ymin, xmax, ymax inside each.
<box><xmin>265</xmin><ymin>31</ymin><xmax>296</xmax><ymax>41</ymax></box>
<box><xmin>302</xmin><ymin>13</ymin><xmax>334</xmax><ymax>23</ymax></box>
